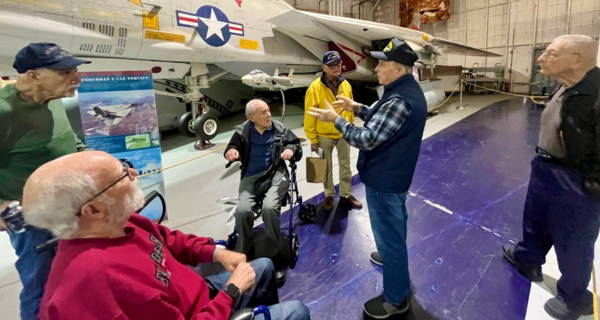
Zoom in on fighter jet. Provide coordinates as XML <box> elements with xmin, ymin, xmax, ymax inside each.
<box><xmin>241</xmin><ymin>68</ymin><xmax>314</xmax><ymax>91</ymax></box>
<box><xmin>87</xmin><ymin>104</ymin><xmax>136</xmax><ymax>127</ymax></box>
<box><xmin>0</xmin><ymin>0</ymin><xmax>500</xmax><ymax>142</ymax></box>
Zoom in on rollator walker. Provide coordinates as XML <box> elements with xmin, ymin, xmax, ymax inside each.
<box><xmin>216</xmin><ymin>158</ymin><xmax>317</xmax><ymax>269</ymax></box>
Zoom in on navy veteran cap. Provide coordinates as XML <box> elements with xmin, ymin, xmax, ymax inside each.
<box><xmin>323</xmin><ymin>51</ymin><xmax>342</xmax><ymax>65</ymax></box>
<box><xmin>370</xmin><ymin>38</ymin><xmax>419</xmax><ymax>67</ymax></box>
<box><xmin>13</xmin><ymin>43</ymin><xmax>91</xmax><ymax>74</ymax></box>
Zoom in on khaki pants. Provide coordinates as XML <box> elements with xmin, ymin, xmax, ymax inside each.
<box><xmin>318</xmin><ymin>136</ymin><xmax>352</xmax><ymax>197</ymax></box>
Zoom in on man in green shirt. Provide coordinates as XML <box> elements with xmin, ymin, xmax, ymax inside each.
<box><xmin>0</xmin><ymin>43</ymin><xmax>91</xmax><ymax>320</ymax></box>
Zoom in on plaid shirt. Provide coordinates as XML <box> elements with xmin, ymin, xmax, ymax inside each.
<box><xmin>334</xmin><ymin>98</ymin><xmax>411</xmax><ymax>150</ymax></box>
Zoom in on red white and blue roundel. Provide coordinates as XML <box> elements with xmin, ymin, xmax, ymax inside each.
<box><xmin>176</xmin><ymin>6</ymin><xmax>244</xmax><ymax>47</ymax></box>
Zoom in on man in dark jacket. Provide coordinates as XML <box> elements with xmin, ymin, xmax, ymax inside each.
<box><xmin>224</xmin><ymin>99</ymin><xmax>302</xmax><ymax>285</ymax></box>
<box><xmin>502</xmin><ymin>34</ymin><xmax>600</xmax><ymax>320</ymax></box>
<box><xmin>308</xmin><ymin>38</ymin><xmax>427</xmax><ymax>319</ymax></box>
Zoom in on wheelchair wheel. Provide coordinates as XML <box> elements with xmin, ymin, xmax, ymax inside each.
<box><xmin>298</xmin><ymin>203</ymin><xmax>317</xmax><ymax>223</ymax></box>
<box><xmin>289</xmin><ymin>233</ymin><xmax>299</xmax><ymax>269</ymax></box>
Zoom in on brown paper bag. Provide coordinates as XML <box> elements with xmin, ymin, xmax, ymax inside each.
<box><xmin>306</xmin><ymin>156</ymin><xmax>327</xmax><ymax>183</ymax></box>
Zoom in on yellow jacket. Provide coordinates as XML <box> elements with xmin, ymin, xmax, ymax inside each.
<box><xmin>304</xmin><ymin>76</ymin><xmax>355</xmax><ymax>144</ymax></box>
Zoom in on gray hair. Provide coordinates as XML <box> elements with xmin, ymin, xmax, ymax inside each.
<box><xmin>245</xmin><ymin>100</ymin><xmax>257</xmax><ymax>118</ymax></box>
<box><xmin>396</xmin><ymin>62</ymin><xmax>413</xmax><ymax>75</ymax></box>
<box><xmin>24</xmin><ymin>172</ymin><xmax>111</xmax><ymax>239</ymax></box>
<box><xmin>245</xmin><ymin>99</ymin><xmax>268</xmax><ymax>118</ymax></box>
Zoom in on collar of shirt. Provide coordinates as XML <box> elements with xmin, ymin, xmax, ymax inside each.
<box><xmin>563</xmin><ymin>66</ymin><xmax>600</xmax><ymax>96</ymax></box>
<box><xmin>250</xmin><ymin>122</ymin><xmax>273</xmax><ymax>134</ymax></box>
<box><xmin>320</xmin><ymin>73</ymin><xmax>344</xmax><ymax>93</ymax></box>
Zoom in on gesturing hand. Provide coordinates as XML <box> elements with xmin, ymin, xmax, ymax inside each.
<box><xmin>216</xmin><ymin>249</ymin><xmax>246</xmax><ymax>272</ymax></box>
<box><xmin>332</xmin><ymin>95</ymin><xmax>358</xmax><ymax>112</ymax></box>
<box><xmin>307</xmin><ymin>100</ymin><xmax>339</xmax><ymax>123</ymax></box>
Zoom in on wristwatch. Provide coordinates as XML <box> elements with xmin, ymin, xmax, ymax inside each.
<box><xmin>223</xmin><ymin>283</ymin><xmax>240</xmax><ymax>303</ymax></box>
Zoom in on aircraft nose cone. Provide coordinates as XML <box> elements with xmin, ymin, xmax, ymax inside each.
<box><xmin>241</xmin><ymin>75</ymin><xmax>254</xmax><ymax>84</ymax></box>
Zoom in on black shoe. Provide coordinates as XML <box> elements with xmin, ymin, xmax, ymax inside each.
<box><xmin>370</xmin><ymin>252</ymin><xmax>383</xmax><ymax>267</ymax></box>
<box><xmin>363</xmin><ymin>293</ymin><xmax>410</xmax><ymax>319</ymax></box>
<box><xmin>340</xmin><ymin>195</ymin><xmax>363</xmax><ymax>209</ymax></box>
<box><xmin>544</xmin><ymin>296</ymin><xmax>588</xmax><ymax>320</ymax></box>
<box><xmin>273</xmin><ymin>257</ymin><xmax>287</xmax><ymax>288</ymax></box>
<box><xmin>502</xmin><ymin>245</ymin><xmax>543</xmax><ymax>282</ymax></box>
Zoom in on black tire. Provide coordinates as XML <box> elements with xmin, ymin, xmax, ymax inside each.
<box><xmin>194</xmin><ymin>113</ymin><xmax>219</xmax><ymax>141</ymax></box>
<box><xmin>299</xmin><ymin>203</ymin><xmax>317</xmax><ymax>223</ymax></box>
<box><xmin>178</xmin><ymin>111</ymin><xmax>196</xmax><ymax>137</ymax></box>
<box><xmin>289</xmin><ymin>233</ymin><xmax>299</xmax><ymax>269</ymax></box>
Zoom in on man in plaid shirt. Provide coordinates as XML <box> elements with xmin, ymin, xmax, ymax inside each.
<box><xmin>308</xmin><ymin>38</ymin><xmax>427</xmax><ymax>319</ymax></box>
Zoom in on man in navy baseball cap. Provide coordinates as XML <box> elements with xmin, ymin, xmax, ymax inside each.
<box><xmin>13</xmin><ymin>43</ymin><xmax>91</xmax><ymax>74</ymax></box>
<box><xmin>307</xmin><ymin>36</ymin><xmax>428</xmax><ymax>319</ymax></box>
<box><xmin>1</xmin><ymin>42</ymin><xmax>90</xmax><ymax>320</ymax></box>
<box><xmin>322</xmin><ymin>50</ymin><xmax>342</xmax><ymax>65</ymax></box>
<box><xmin>11</xmin><ymin>43</ymin><xmax>91</xmax><ymax>102</ymax></box>
<box><xmin>369</xmin><ymin>38</ymin><xmax>419</xmax><ymax>67</ymax></box>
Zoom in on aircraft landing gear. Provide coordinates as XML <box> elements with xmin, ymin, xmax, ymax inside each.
<box><xmin>178</xmin><ymin>111</ymin><xmax>196</xmax><ymax>137</ymax></box>
<box><xmin>193</xmin><ymin>106</ymin><xmax>217</xmax><ymax>150</ymax></box>
<box><xmin>154</xmin><ymin>64</ymin><xmax>230</xmax><ymax>150</ymax></box>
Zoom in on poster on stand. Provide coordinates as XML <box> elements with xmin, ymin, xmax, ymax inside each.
<box><xmin>76</xmin><ymin>71</ymin><xmax>167</xmax><ymax>222</ymax></box>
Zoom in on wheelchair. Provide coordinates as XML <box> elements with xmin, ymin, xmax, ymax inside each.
<box><xmin>1</xmin><ymin>192</ymin><xmax>272</xmax><ymax>320</ymax></box>
<box><xmin>216</xmin><ymin>159</ymin><xmax>317</xmax><ymax>269</ymax></box>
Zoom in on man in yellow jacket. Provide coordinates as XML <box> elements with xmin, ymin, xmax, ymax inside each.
<box><xmin>304</xmin><ymin>51</ymin><xmax>362</xmax><ymax>211</ymax></box>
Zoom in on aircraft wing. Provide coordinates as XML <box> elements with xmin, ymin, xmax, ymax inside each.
<box><xmin>268</xmin><ymin>10</ymin><xmax>500</xmax><ymax>57</ymax></box>
<box><xmin>103</xmin><ymin>119</ymin><xmax>115</xmax><ymax>127</ymax></box>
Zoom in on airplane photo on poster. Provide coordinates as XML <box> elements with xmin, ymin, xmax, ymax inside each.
<box><xmin>0</xmin><ymin>0</ymin><xmax>500</xmax><ymax>142</ymax></box>
<box><xmin>88</xmin><ymin>104</ymin><xmax>137</xmax><ymax>127</ymax></box>
<box><xmin>80</xmin><ymin>90</ymin><xmax>158</xmax><ymax>137</ymax></box>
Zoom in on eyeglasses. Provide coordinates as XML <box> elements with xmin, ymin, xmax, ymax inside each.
<box><xmin>327</xmin><ymin>62</ymin><xmax>342</xmax><ymax>69</ymax></box>
<box><xmin>540</xmin><ymin>50</ymin><xmax>580</xmax><ymax>59</ymax></box>
<box><xmin>76</xmin><ymin>159</ymin><xmax>135</xmax><ymax>216</ymax></box>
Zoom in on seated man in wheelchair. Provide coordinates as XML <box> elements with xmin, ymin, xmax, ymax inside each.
<box><xmin>224</xmin><ymin>99</ymin><xmax>302</xmax><ymax>285</ymax></box>
<box><xmin>19</xmin><ymin>151</ymin><xmax>310</xmax><ymax>320</ymax></box>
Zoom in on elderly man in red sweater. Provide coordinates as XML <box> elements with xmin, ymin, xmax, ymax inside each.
<box><xmin>20</xmin><ymin>150</ymin><xmax>310</xmax><ymax>320</ymax></box>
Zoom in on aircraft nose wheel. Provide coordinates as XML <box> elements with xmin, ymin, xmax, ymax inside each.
<box><xmin>289</xmin><ymin>233</ymin><xmax>299</xmax><ymax>269</ymax></box>
<box><xmin>194</xmin><ymin>113</ymin><xmax>219</xmax><ymax>141</ymax></box>
<box><xmin>298</xmin><ymin>203</ymin><xmax>317</xmax><ymax>223</ymax></box>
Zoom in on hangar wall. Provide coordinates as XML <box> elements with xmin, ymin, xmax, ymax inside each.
<box><xmin>286</xmin><ymin>0</ymin><xmax>600</xmax><ymax>94</ymax></box>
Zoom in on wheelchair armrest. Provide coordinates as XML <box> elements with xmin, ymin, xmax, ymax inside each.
<box><xmin>229</xmin><ymin>308</ymin><xmax>254</xmax><ymax>320</ymax></box>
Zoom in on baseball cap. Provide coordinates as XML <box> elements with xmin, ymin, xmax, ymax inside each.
<box><xmin>323</xmin><ymin>51</ymin><xmax>342</xmax><ymax>65</ymax></box>
<box><xmin>370</xmin><ymin>38</ymin><xmax>419</xmax><ymax>67</ymax></box>
<box><xmin>13</xmin><ymin>43</ymin><xmax>91</xmax><ymax>74</ymax></box>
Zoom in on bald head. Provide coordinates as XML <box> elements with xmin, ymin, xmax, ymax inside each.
<box><xmin>245</xmin><ymin>99</ymin><xmax>272</xmax><ymax>130</ymax></box>
<box><xmin>554</xmin><ymin>34</ymin><xmax>597</xmax><ymax>65</ymax></box>
<box><xmin>23</xmin><ymin>151</ymin><xmax>144</xmax><ymax>239</ymax></box>
<box><xmin>537</xmin><ymin>34</ymin><xmax>598</xmax><ymax>85</ymax></box>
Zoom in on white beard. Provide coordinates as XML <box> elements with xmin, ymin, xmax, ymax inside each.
<box><xmin>110</xmin><ymin>184</ymin><xmax>146</xmax><ymax>225</ymax></box>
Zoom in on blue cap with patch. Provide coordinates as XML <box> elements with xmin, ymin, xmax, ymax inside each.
<box><xmin>323</xmin><ymin>51</ymin><xmax>342</xmax><ymax>65</ymax></box>
<box><xmin>370</xmin><ymin>38</ymin><xmax>419</xmax><ymax>67</ymax></box>
<box><xmin>13</xmin><ymin>43</ymin><xmax>91</xmax><ymax>74</ymax></box>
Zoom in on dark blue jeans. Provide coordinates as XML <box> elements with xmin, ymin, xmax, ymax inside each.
<box><xmin>514</xmin><ymin>156</ymin><xmax>600</xmax><ymax>308</ymax></box>
<box><xmin>365</xmin><ymin>185</ymin><xmax>410</xmax><ymax>306</ymax></box>
<box><xmin>8</xmin><ymin>226</ymin><xmax>56</xmax><ymax>320</ymax></box>
<box><xmin>204</xmin><ymin>258</ymin><xmax>310</xmax><ymax>320</ymax></box>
